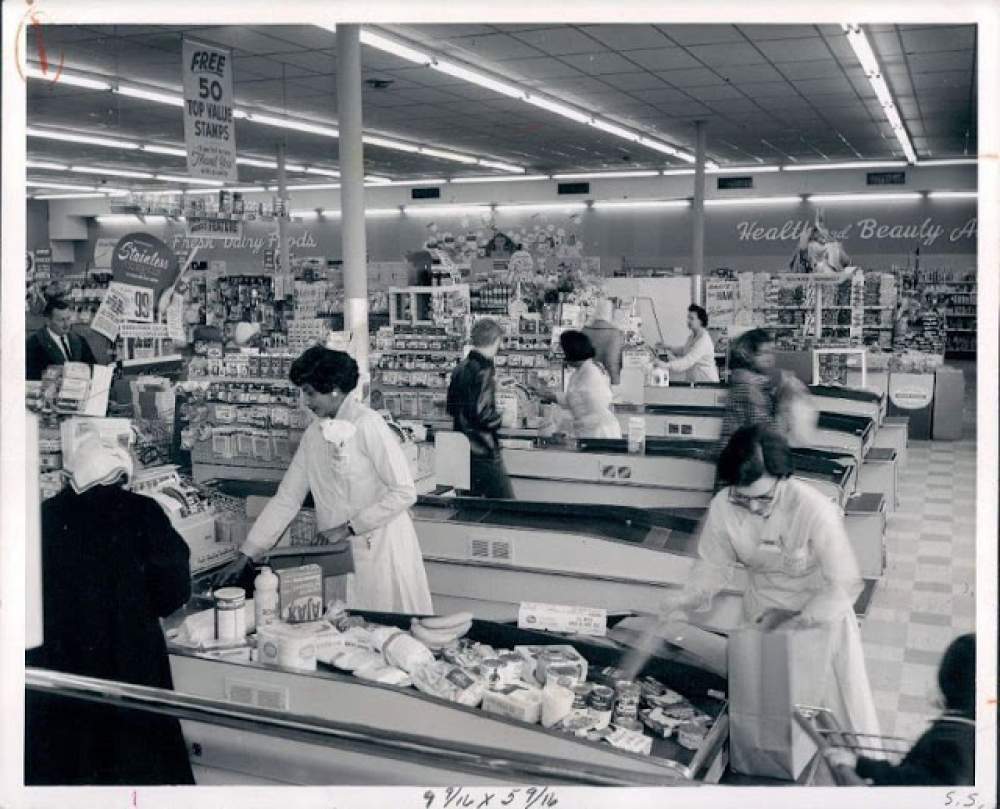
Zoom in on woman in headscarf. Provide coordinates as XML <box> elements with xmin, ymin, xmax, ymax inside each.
<box><xmin>25</xmin><ymin>428</ymin><xmax>194</xmax><ymax>785</ymax></box>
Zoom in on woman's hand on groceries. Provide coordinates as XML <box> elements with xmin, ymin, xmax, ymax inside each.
<box><xmin>209</xmin><ymin>552</ymin><xmax>252</xmax><ymax>589</ymax></box>
<box><xmin>313</xmin><ymin>523</ymin><xmax>351</xmax><ymax>547</ymax></box>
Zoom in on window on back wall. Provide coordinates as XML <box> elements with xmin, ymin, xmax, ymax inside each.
<box><xmin>411</xmin><ymin>187</ymin><xmax>441</xmax><ymax>200</ymax></box>
<box><xmin>717</xmin><ymin>176</ymin><xmax>753</xmax><ymax>190</ymax></box>
<box><xmin>867</xmin><ymin>171</ymin><xmax>906</xmax><ymax>186</ymax></box>
<box><xmin>557</xmin><ymin>182</ymin><xmax>590</xmax><ymax>195</ymax></box>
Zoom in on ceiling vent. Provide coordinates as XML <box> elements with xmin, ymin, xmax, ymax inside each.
<box><xmin>557</xmin><ymin>182</ymin><xmax>590</xmax><ymax>195</ymax></box>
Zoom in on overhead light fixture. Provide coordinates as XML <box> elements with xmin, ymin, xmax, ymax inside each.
<box><xmin>284</xmin><ymin>183</ymin><xmax>341</xmax><ymax>191</ymax></box>
<box><xmin>364</xmin><ymin>176</ymin><xmax>392</xmax><ymax>184</ymax></box>
<box><xmin>432</xmin><ymin>60</ymin><xmax>525</xmax><ymax>99</ymax></box>
<box><xmin>27</xmin><ymin>180</ymin><xmax>100</xmax><ymax>191</ymax></box>
<box><xmin>783</xmin><ymin>160</ymin><xmax>907</xmax><ymax>172</ymax></box>
<box><xmin>249</xmin><ymin>113</ymin><xmax>339</xmax><ymax>138</ymax></box>
<box><xmin>228</xmin><ymin>186</ymin><xmax>268</xmax><ymax>193</ymax></box>
<box><xmin>33</xmin><ymin>192</ymin><xmax>114</xmax><ymax>200</ymax></box>
<box><xmin>552</xmin><ymin>171</ymin><xmax>660</xmax><ymax>180</ymax></box>
<box><xmin>26</xmin><ymin>66</ymin><xmax>111</xmax><ymax>91</ymax></box>
<box><xmin>495</xmin><ymin>202</ymin><xmax>588</xmax><ymax>212</ymax></box>
<box><xmin>155</xmin><ymin>174</ymin><xmax>224</xmax><ymax>186</ymax></box>
<box><xmin>304</xmin><ymin>167</ymin><xmax>341</xmax><ymax>177</ymax></box>
<box><xmin>236</xmin><ymin>157</ymin><xmax>278</xmax><ymax>169</ymax></box>
<box><xmin>478</xmin><ymin>159</ymin><xmax>525</xmax><ymax>174</ymax></box>
<box><xmin>590</xmin><ymin>119</ymin><xmax>640</xmax><ymax>142</ymax></box>
<box><xmin>141</xmin><ymin>144</ymin><xmax>187</xmax><ymax>157</ymax></box>
<box><xmin>291</xmin><ymin>209</ymin><xmax>321</xmax><ymax>219</ymax></box>
<box><xmin>927</xmin><ymin>191</ymin><xmax>977</xmax><ymax>199</ymax></box>
<box><xmin>116</xmin><ymin>85</ymin><xmax>184</xmax><ymax>107</ymax></box>
<box><xmin>662</xmin><ymin>168</ymin><xmax>696</xmax><ymax>176</ymax></box>
<box><xmin>450</xmin><ymin>175</ymin><xmax>551</xmax><ymax>184</ymax></box>
<box><xmin>842</xmin><ymin>24</ymin><xmax>918</xmax><ymax>164</ymax></box>
<box><xmin>705</xmin><ymin>196</ymin><xmax>803</xmax><ymax>207</ymax></box>
<box><xmin>421</xmin><ymin>147</ymin><xmax>478</xmax><ymax>164</ymax></box>
<box><xmin>27</xmin><ymin>127</ymin><xmax>139</xmax><ymax>150</ymax></box>
<box><xmin>637</xmin><ymin>137</ymin><xmax>685</xmax><ymax>159</ymax></box>
<box><xmin>26</xmin><ymin>160</ymin><xmax>68</xmax><ymax>171</ymax></box>
<box><xmin>807</xmin><ymin>192</ymin><xmax>922</xmax><ymax>202</ymax></box>
<box><xmin>708</xmin><ymin>165</ymin><xmax>781</xmax><ymax>174</ymax></box>
<box><xmin>591</xmin><ymin>199</ymin><xmax>690</xmax><ymax>210</ymax></box>
<box><xmin>365</xmin><ymin>178</ymin><xmax>446</xmax><ymax>187</ymax></box>
<box><xmin>358</xmin><ymin>30</ymin><xmax>432</xmax><ymax>66</ymax></box>
<box><xmin>179</xmin><ymin>187</ymin><xmax>225</xmax><ymax>196</ymax></box>
<box><xmin>366</xmin><ymin>208</ymin><xmax>404</xmax><ymax>217</ymax></box>
<box><xmin>918</xmin><ymin>159</ymin><xmax>978</xmax><ymax>167</ymax></box>
<box><xmin>404</xmin><ymin>204</ymin><xmax>491</xmax><ymax>216</ymax></box>
<box><xmin>363</xmin><ymin>135</ymin><xmax>420</xmax><ymax>153</ymax></box>
<box><xmin>71</xmin><ymin>166</ymin><xmax>155</xmax><ymax>179</ymax></box>
<box><xmin>525</xmin><ymin>95</ymin><xmax>591</xmax><ymax>125</ymax></box>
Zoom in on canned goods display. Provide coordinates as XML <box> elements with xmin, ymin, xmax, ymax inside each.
<box><xmin>588</xmin><ymin>685</ymin><xmax>615</xmax><ymax>712</ymax></box>
<box><xmin>613</xmin><ymin>680</ymin><xmax>641</xmax><ymax>721</ymax></box>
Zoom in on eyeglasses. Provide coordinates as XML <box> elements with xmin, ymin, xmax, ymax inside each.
<box><xmin>729</xmin><ymin>479</ymin><xmax>781</xmax><ymax>517</ymax></box>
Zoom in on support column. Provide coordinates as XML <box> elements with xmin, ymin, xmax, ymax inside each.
<box><xmin>692</xmin><ymin>120</ymin><xmax>707</xmax><ymax>277</ymax></box>
<box><xmin>276</xmin><ymin>141</ymin><xmax>290</xmax><ymax>281</ymax></box>
<box><xmin>336</xmin><ymin>24</ymin><xmax>369</xmax><ymax>379</ymax></box>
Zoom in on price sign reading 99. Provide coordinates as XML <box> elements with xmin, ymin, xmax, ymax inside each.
<box><xmin>115</xmin><ymin>283</ymin><xmax>155</xmax><ymax>322</ymax></box>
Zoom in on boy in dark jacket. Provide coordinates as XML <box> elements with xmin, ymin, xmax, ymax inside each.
<box><xmin>446</xmin><ymin>318</ymin><xmax>514</xmax><ymax>499</ymax></box>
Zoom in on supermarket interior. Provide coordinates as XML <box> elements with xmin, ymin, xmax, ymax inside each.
<box><xmin>14</xmin><ymin>18</ymin><xmax>992</xmax><ymax>791</ymax></box>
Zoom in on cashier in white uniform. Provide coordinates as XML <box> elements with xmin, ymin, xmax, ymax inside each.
<box><xmin>213</xmin><ymin>346</ymin><xmax>434</xmax><ymax>614</ymax></box>
<box><xmin>653</xmin><ymin>304</ymin><xmax>719</xmax><ymax>383</ymax></box>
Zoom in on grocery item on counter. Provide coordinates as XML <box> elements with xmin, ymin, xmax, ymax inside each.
<box><xmin>645</xmin><ymin>688</ymin><xmax>687</xmax><ymax>709</ymax></box>
<box><xmin>640</xmin><ymin>707</ymin><xmax>685</xmax><ymax>739</ymax></box>
<box><xmin>515</xmin><ymin>645</ymin><xmax>588</xmax><ymax>686</ymax></box>
<box><xmin>214</xmin><ymin>587</ymin><xmax>247</xmax><ymax>641</ymax></box>
<box><xmin>331</xmin><ymin>648</ymin><xmax>384</xmax><ymax>673</ymax></box>
<box><xmin>590</xmin><ymin>666</ymin><xmax>626</xmax><ymax>687</ymax></box>
<box><xmin>382</xmin><ymin>630</ymin><xmax>435</xmax><ymax>674</ymax></box>
<box><xmin>277</xmin><ymin>564</ymin><xmax>324</xmax><ymax>623</ymax></box>
<box><xmin>481</xmin><ymin>683</ymin><xmax>543</xmax><ymax>724</ymax></box>
<box><xmin>411</xmin><ymin>660</ymin><xmax>486</xmax><ymax>707</ymax></box>
<box><xmin>613</xmin><ymin>680</ymin><xmax>642</xmax><ymax>723</ymax></box>
<box><xmin>540</xmin><ymin>676</ymin><xmax>575</xmax><ymax>729</ymax></box>
<box><xmin>558</xmin><ymin>709</ymin><xmax>602</xmax><ymax>737</ymax></box>
<box><xmin>354</xmin><ymin>661</ymin><xmax>413</xmax><ymax>687</ymax></box>
<box><xmin>588</xmin><ymin>685</ymin><xmax>615</xmax><ymax>730</ymax></box>
<box><xmin>170</xmin><ymin>600</ymin><xmax>256</xmax><ymax>648</ymax></box>
<box><xmin>253</xmin><ymin>567</ymin><xmax>280</xmax><ymax>629</ymax></box>
<box><xmin>677</xmin><ymin>718</ymin><xmax>712</xmax><ymax>751</ymax></box>
<box><xmin>321</xmin><ymin>626</ymin><xmax>375</xmax><ymax>663</ymax></box>
<box><xmin>419</xmin><ymin>611</ymin><xmax>474</xmax><ymax>630</ymax></box>
<box><xmin>479</xmin><ymin>658</ymin><xmax>503</xmax><ymax>691</ymax></box>
<box><xmin>257</xmin><ymin>621</ymin><xmax>338</xmax><ymax>672</ymax></box>
<box><xmin>410</xmin><ymin>614</ymin><xmax>472</xmax><ymax>650</ymax></box>
<box><xmin>497</xmin><ymin>651</ymin><xmax>524</xmax><ymax>686</ymax></box>
<box><xmin>606</xmin><ymin>726</ymin><xmax>653</xmax><ymax>756</ymax></box>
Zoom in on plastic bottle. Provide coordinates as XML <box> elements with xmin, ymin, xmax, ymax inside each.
<box><xmin>253</xmin><ymin>566</ymin><xmax>280</xmax><ymax>629</ymax></box>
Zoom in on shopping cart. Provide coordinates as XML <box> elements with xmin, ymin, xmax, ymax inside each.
<box><xmin>793</xmin><ymin>705</ymin><xmax>912</xmax><ymax>785</ymax></box>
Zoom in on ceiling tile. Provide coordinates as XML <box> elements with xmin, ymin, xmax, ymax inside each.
<box><xmin>448</xmin><ymin>33</ymin><xmax>543</xmax><ymax>62</ymax></box>
<box><xmin>733</xmin><ymin>80</ymin><xmax>797</xmax><ymax>98</ymax></box>
<box><xmin>871</xmin><ymin>33</ymin><xmax>904</xmax><ymax>57</ymax></box>
<box><xmin>720</xmin><ymin>64</ymin><xmax>786</xmax><ymax>83</ymax></box>
<box><xmin>621</xmin><ymin>48</ymin><xmax>702</xmax><ymax>71</ymax></box>
<box><xmin>577</xmin><ymin>25</ymin><xmax>672</xmax><ymax>50</ymax></box>
<box><xmin>657</xmin><ymin>25</ymin><xmax>745</xmax><ymax>46</ymax></box>
<box><xmin>686</xmin><ymin>42</ymin><xmax>767</xmax><ymax>67</ymax></box>
<box><xmin>498</xmin><ymin>57</ymin><xmax>585</xmax><ymax>80</ymax></box>
<box><xmin>599</xmin><ymin>72</ymin><xmax>669</xmax><ymax>91</ymax></box>
<box><xmin>655</xmin><ymin>68</ymin><xmax>727</xmax><ymax>87</ymax></box>
<box><xmin>687</xmin><ymin>84</ymin><xmax>749</xmax><ymax>102</ymax></box>
<box><xmin>398</xmin><ymin>24</ymin><xmax>497</xmax><ymax>40</ymax></box>
<box><xmin>911</xmin><ymin>71</ymin><xmax>974</xmax><ymax>91</ymax></box>
<box><xmin>737</xmin><ymin>25</ymin><xmax>820</xmax><ymax>41</ymax></box>
<box><xmin>906</xmin><ymin>51</ymin><xmax>975</xmax><ymax>73</ymax></box>
<box><xmin>638</xmin><ymin>87</ymin><xmax>696</xmax><ymax>105</ymax></box>
<box><xmin>899</xmin><ymin>26</ymin><xmax>975</xmax><ymax>53</ymax></box>
<box><xmin>559</xmin><ymin>52</ymin><xmax>642</xmax><ymax>75</ymax></box>
<box><xmin>251</xmin><ymin>25</ymin><xmax>337</xmax><ymax>51</ymax></box>
<box><xmin>791</xmin><ymin>77</ymin><xmax>854</xmax><ymax>95</ymax></box>
<box><xmin>774</xmin><ymin>59</ymin><xmax>841</xmax><ymax>80</ymax></box>
<box><xmin>510</xmin><ymin>27</ymin><xmax>603</xmax><ymax>55</ymax></box>
<box><xmin>754</xmin><ymin>37</ymin><xmax>829</xmax><ymax>63</ymax></box>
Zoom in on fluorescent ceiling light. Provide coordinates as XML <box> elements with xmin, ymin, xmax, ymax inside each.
<box><xmin>116</xmin><ymin>85</ymin><xmax>184</xmax><ymax>107</ymax></box>
<box><xmin>228</xmin><ymin>186</ymin><xmax>268</xmax><ymax>193</ymax></box>
<box><xmin>842</xmin><ymin>24</ymin><xmax>917</xmax><ymax>164</ymax></box>
<box><xmin>637</xmin><ymin>137</ymin><xmax>686</xmax><ymax>159</ymax></box>
<box><xmin>284</xmin><ymin>183</ymin><xmax>341</xmax><ymax>191</ymax></box>
<box><xmin>366</xmin><ymin>178</ymin><xmax>446</xmax><ymax>187</ymax></box>
<box><xmin>236</xmin><ymin>157</ymin><xmax>278</xmax><ymax>169</ymax></box>
<box><xmin>478</xmin><ymin>159</ymin><xmax>525</xmax><ymax>174</ymax></box>
<box><xmin>783</xmin><ymin>160</ymin><xmax>907</xmax><ymax>172</ymax></box>
<box><xmin>918</xmin><ymin>159</ymin><xmax>978</xmax><ymax>167</ymax></box>
<box><xmin>28</xmin><ymin>180</ymin><xmax>99</xmax><ymax>191</ymax></box>
<box><xmin>450</xmin><ymin>175</ymin><xmax>551</xmax><ymax>184</ymax></box>
<box><xmin>807</xmin><ymin>192</ymin><xmax>922</xmax><ymax>202</ymax></box>
<box><xmin>250</xmin><ymin>113</ymin><xmax>339</xmax><ymax>138</ymax></box>
<box><xmin>552</xmin><ymin>171</ymin><xmax>660</xmax><ymax>180</ymax></box>
<box><xmin>591</xmin><ymin>199</ymin><xmax>690</xmax><ymax>210</ymax></box>
<box><xmin>405</xmin><ymin>204</ymin><xmax>491</xmax><ymax>216</ymax></box>
<box><xmin>33</xmin><ymin>192</ymin><xmax>111</xmax><ymax>200</ymax></box>
<box><xmin>359</xmin><ymin>30</ymin><xmax>432</xmax><ymax>65</ymax></box>
<box><xmin>495</xmin><ymin>202</ymin><xmax>588</xmax><ymax>212</ymax></box>
<box><xmin>291</xmin><ymin>210</ymin><xmax>321</xmax><ymax>219</ymax></box>
<box><xmin>26</xmin><ymin>160</ymin><xmax>68</xmax><ymax>170</ymax></box>
<box><xmin>155</xmin><ymin>174</ymin><xmax>224</xmax><ymax>186</ymax></box>
<box><xmin>420</xmin><ymin>147</ymin><xmax>478</xmax><ymax>164</ymax></box>
<box><xmin>304</xmin><ymin>167</ymin><xmax>341</xmax><ymax>177</ymax></box>
<box><xmin>705</xmin><ymin>196</ymin><xmax>802</xmax><ymax>207</ymax></box>
<box><xmin>525</xmin><ymin>95</ymin><xmax>591</xmax><ymax>124</ymax></box>
<box><xmin>71</xmin><ymin>166</ymin><xmax>155</xmax><ymax>179</ymax></box>
<box><xmin>27</xmin><ymin>127</ymin><xmax>139</xmax><ymax>150</ymax></box>
<box><xmin>26</xmin><ymin>66</ymin><xmax>111</xmax><ymax>91</ymax></box>
<box><xmin>141</xmin><ymin>144</ymin><xmax>187</xmax><ymax>157</ymax></box>
<box><xmin>927</xmin><ymin>191</ymin><xmax>977</xmax><ymax>199</ymax></box>
<box><xmin>232</xmin><ymin>109</ymin><xmax>249</xmax><ymax>119</ymax></box>
<box><xmin>708</xmin><ymin>165</ymin><xmax>781</xmax><ymax>174</ymax></box>
<box><xmin>363</xmin><ymin>135</ymin><xmax>420</xmax><ymax>153</ymax></box>
<box><xmin>364</xmin><ymin>176</ymin><xmax>391</xmax><ymax>184</ymax></box>
<box><xmin>432</xmin><ymin>60</ymin><xmax>525</xmax><ymax>99</ymax></box>
<box><xmin>179</xmin><ymin>187</ymin><xmax>224</xmax><ymax>195</ymax></box>
<box><xmin>96</xmin><ymin>214</ymin><xmax>182</xmax><ymax>223</ymax></box>
<box><xmin>590</xmin><ymin>119</ymin><xmax>640</xmax><ymax>142</ymax></box>
<box><xmin>661</xmin><ymin>169</ymin><xmax>696</xmax><ymax>176</ymax></box>
<box><xmin>366</xmin><ymin>208</ymin><xmax>404</xmax><ymax>217</ymax></box>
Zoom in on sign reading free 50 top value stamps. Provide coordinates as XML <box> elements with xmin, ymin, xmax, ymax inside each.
<box><xmin>182</xmin><ymin>39</ymin><xmax>237</xmax><ymax>183</ymax></box>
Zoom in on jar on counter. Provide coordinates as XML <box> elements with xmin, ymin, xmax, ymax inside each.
<box><xmin>613</xmin><ymin>680</ymin><xmax>641</xmax><ymax>723</ymax></box>
<box><xmin>214</xmin><ymin>586</ymin><xmax>247</xmax><ymax>641</ymax></box>
<box><xmin>588</xmin><ymin>685</ymin><xmax>615</xmax><ymax>730</ymax></box>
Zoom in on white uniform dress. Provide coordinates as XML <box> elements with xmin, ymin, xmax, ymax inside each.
<box><xmin>555</xmin><ymin>359</ymin><xmax>622</xmax><ymax>439</ymax></box>
<box><xmin>241</xmin><ymin>395</ymin><xmax>433</xmax><ymax>614</ymax></box>
<box><xmin>682</xmin><ymin>478</ymin><xmax>880</xmax><ymax>743</ymax></box>
<box><xmin>666</xmin><ymin>330</ymin><xmax>719</xmax><ymax>383</ymax></box>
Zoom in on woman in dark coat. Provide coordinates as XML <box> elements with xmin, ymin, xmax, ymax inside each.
<box><xmin>25</xmin><ymin>433</ymin><xmax>195</xmax><ymax>785</ymax></box>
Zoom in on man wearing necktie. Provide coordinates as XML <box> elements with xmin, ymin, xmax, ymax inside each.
<box><xmin>26</xmin><ymin>298</ymin><xmax>98</xmax><ymax>380</ymax></box>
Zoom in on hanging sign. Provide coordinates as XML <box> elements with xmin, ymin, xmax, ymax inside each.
<box><xmin>186</xmin><ymin>216</ymin><xmax>243</xmax><ymax>239</ymax></box>
<box><xmin>111</xmin><ymin>232</ymin><xmax>180</xmax><ymax>322</ymax></box>
<box><xmin>182</xmin><ymin>39</ymin><xmax>237</xmax><ymax>182</ymax></box>
<box><xmin>91</xmin><ymin>283</ymin><xmax>131</xmax><ymax>341</ymax></box>
<box><xmin>33</xmin><ymin>248</ymin><xmax>52</xmax><ymax>282</ymax></box>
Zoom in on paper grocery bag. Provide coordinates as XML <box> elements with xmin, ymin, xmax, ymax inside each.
<box><xmin>727</xmin><ymin>621</ymin><xmax>835</xmax><ymax>780</ymax></box>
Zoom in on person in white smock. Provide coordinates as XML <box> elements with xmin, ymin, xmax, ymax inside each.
<box><xmin>662</xmin><ymin>425</ymin><xmax>880</xmax><ymax>745</ymax></box>
<box><xmin>213</xmin><ymin>347</ymin><xmax>433</xmax><ymax>614</ymax></box>
<box><xmin>653</xmin><ymin>303</ymin><xmax>719</xmax><ymax>384</ymax></box>
<box><xmin>531</xmin><ymin>330</ymin><xmax>622</xmax><ymax>439</ymax></box>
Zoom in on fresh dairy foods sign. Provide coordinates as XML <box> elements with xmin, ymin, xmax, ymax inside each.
<box><xmin>735</xmin><ymin>216</ymin><xmax>977</xmax><ymax>248</ymax></box>
<box><xmin>182</xmin><ymin>40</ymin><xmax>237</xmax><ymax>182</ymax></box>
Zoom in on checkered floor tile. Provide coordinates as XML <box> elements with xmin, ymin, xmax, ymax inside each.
<box><xmin>860</xmin><ymin>360</ymin><xmax>978</xmax><ymax>746</ymax></box>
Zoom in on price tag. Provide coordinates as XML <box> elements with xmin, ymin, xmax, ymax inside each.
<box><xmin>518</xmin><ymin>602</ymin><xmax>607</xmax><ymax>637</ymax></box>
<box><xmin>116</xmin><ymin>282</ymin><xmax>156</xmax><ymax>322</ymax></box>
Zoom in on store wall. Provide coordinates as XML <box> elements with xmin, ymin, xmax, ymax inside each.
<box><xmin>26</xmin><ymin>200</ymin><xmax>49</xmax><ymax>253</ymax></box>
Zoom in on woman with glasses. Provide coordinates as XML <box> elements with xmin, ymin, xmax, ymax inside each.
<box><xmin>661</xmin><ymin>425</ymin><xmax>880</xmax><ymax>746</ymax></box>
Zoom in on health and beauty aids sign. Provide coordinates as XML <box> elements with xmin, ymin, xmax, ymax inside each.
<box><xmin>182</xmin><ymin>40</ymin><xmax>237</xmax><ymax>182</ymax></box>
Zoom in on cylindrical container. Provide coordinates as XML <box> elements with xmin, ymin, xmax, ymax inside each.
<box><xmin>498</xmin><ymin>652</ymin><xmax>523</xmax><ymax>685</ymax></box>
<box><xmin>479</xmin><ymin>658</ymin><xmax>503</xmax><ymax>691</ymax></box>
<box><xmin>253</xmin><ymin>567</ymin><xmax>279</xmax><ymax>630</ymax></box>
<box><xmin>588</xmin><ymin>685</ymin><xmax>615</xmax><ymax>730</ymax></box>
<box><xmin>627</xmin><ymin>417</ymin><xmax>646</xmax><ymax>455</ymax></box>
<box><xmin>613</xmin><ymin>680</ymin><xmax>641</xmax><ymax>722</ymax></box>
<box><xmin>572</xmin><ymin>683</ymin><xmax>592</xmax><ymax>710</ymax></box>
<box><xmin>214</xmin><ymin>587</ymin><xmax>247</xmax><ymax>641</ymax></box>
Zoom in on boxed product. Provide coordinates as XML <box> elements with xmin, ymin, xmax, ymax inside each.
<box><xmin>277</xmin><ymin>564</ymin><xmax>324</xmax><ymax>623</ymax></box>
<box><xmin>257</xmin><ymin>621</ymin><xmax>339</xmax><ymax>672</ymax></box>
<box><xmin>481</xmin><ymin>683</ymin><xmax>543</xmax><ymax>724</ymax></box>
<box><xmin>514</xmin><ymin>645</ymin><xmax>588</xmax><ymax>686</ymax></box>
<box><xmin>605</xmin><ymin>726</ymin><xmax>653</xmax><ymax>756</ymax></box>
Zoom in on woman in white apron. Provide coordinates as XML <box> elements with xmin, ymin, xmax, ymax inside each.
<box><xmin>214</xmin><ymin>347</ymin><xmax>433</xmax><ymax>614</ymax></box>
<box><xmin>663</xmin><ymin>425</ymin><xmax>880</xmax><ymax>745</ymax></box>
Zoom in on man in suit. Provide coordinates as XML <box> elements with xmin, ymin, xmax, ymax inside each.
<box><xmin>26</xmin><ymin>298</ymin><xmax>97</xmax><ymax>380</ymax></box>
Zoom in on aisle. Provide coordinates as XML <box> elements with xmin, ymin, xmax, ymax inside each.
<box><xmin>860</xmin><ymin>360</ymin><xmax>978</xmax><ymax>743</ymax></box>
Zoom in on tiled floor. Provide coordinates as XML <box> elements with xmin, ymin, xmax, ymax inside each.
<box><xmin>860</xmin><ymin>360</ymin><xmax>978</xmax><ymax>745</ymax></box>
